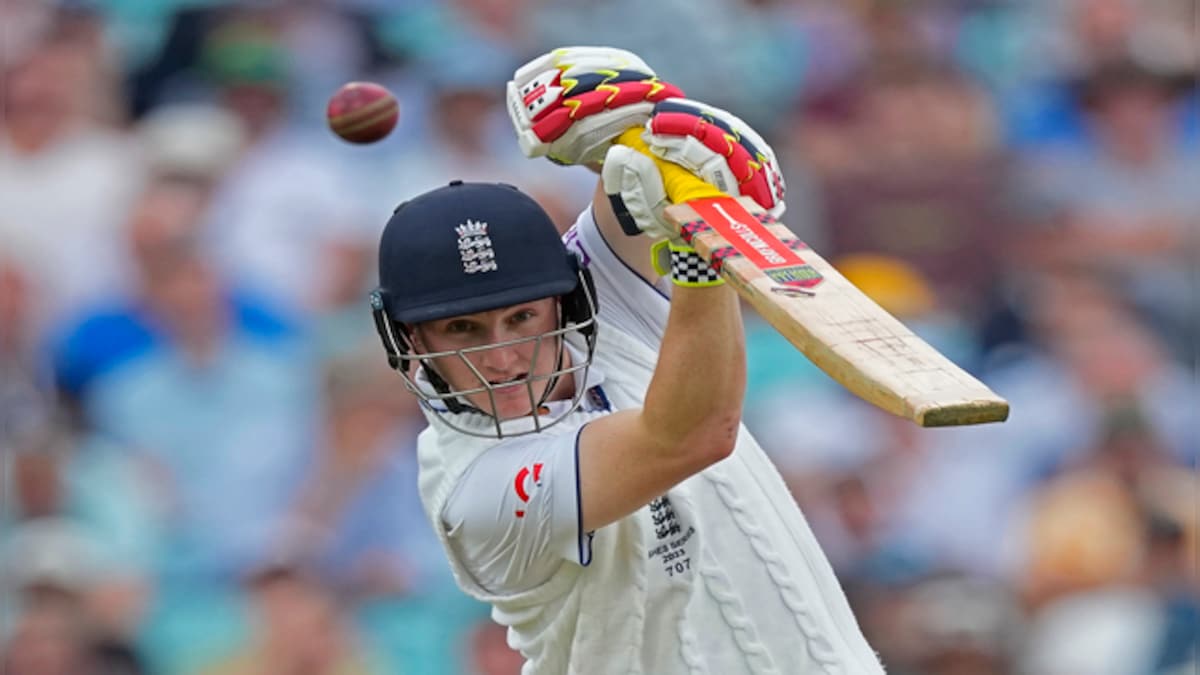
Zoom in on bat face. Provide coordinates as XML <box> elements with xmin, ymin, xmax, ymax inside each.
<box><xmin>663</xmin><ymin>195</ymin><xmax>1009</xmax><ymax>427</ymax></box>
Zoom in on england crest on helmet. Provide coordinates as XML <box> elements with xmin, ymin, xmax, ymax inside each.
<box><xmin>456</xmin><ymin>219</ymin><xmax>498</xmax><ymax>274</ymax></box>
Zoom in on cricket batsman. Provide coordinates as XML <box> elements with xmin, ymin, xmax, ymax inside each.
<box><xmin>370</xmin><ymin>47</ymin><xmax>884</xmax><ymax>673</ymax></box>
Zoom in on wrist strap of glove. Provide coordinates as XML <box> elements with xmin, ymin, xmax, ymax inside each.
<box><xmin>650</xmin><ymin>240</ymin><xmax>724</xmax><ymax>287</ymax></box>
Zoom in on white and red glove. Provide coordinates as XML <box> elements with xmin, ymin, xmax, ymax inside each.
<box><xmin>645</xmin><ymin>98</ymin><xmax>786</xmax><ymax>218</ymax></box>
<box><xmin>507</xmin><ymin>46</ymin><xmax>684</xmax><ymax>166</ymax></box>
<box><xmin>602</xmin><ymin>98</ymin><xmax>787</xmax><ymax>241</ymax></box>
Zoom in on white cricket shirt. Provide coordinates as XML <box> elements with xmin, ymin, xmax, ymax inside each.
<box><xmin>426</xmin><ymin>207</ymin><xmax>884</xmax><ymax>674</ymax></box>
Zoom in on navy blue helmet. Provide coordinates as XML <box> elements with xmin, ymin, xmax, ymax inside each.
<box><xmin>370</xmin><ymin>180</ymin><xmax>597</xmax><ymax>437</ymax></box>
<box><xmin>375</xmin><ymin>181</ymin><xmax>586</xmax><ymax>324</ymax></box>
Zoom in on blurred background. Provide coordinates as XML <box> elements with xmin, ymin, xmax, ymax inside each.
<box><xmin>0</xmin><ymin>0</ymin><xmax>1195</xmax><ymax>673</ymax></box>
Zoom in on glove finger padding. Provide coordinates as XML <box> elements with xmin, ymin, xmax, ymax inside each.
<box><xmin>645</xmin><ymin>98</ymin><xmax>786</xmax><ymax>218</ymax></box>
<box><xmin>507</xmin><ymin>46</ymin><xmax>684</xmax><ymax>166</ymax></box>
<box><xmin>600</xmin><ymin>144</ymin><xmax>677</xmax><ymax>241</ymax></box>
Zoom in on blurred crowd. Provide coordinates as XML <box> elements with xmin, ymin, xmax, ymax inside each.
<box><xmin>0</xmin><ymin>0</ymin><xmax>1195</xmax><ymax>674</ymax></box>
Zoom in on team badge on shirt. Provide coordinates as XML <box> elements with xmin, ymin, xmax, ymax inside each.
<box><xmin>456</xmin><ymin>219</ymin><xmax>498</xmax><ymax>274</ymax></box>
<box><xmin>513</xmin><ymin>462</ymin><xmax>544</xmax><ymax>518</ymax></box>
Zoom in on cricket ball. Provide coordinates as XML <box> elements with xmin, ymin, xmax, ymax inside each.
<box><xmin>326</xmin><ymin>81</ymin><xmax>399</xmax><ymax>144</ymax></box>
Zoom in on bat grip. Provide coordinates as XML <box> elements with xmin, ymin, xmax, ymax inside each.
<box><xmin>614</xmin><ymin>127</ymin><xmax>726</xmax><ymax>204</ymax></box>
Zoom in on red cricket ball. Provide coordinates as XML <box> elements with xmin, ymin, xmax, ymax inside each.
<box><xmin>326</xmin><ymin>81</ymin><xmax>399</xmax><ymax>144</ymax></box>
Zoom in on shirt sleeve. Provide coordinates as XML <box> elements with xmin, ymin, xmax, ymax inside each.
<box><xmin>562</xmin><ymin>206</ymin><xmax>671</xmax><ymax>351</ymax></box>
<box><xmin>441</xmin><ymin>429</ymin><xmax>593</xmax><ymax>595</ymax></box>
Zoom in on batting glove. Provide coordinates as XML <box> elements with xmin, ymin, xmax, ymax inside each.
<box><xmin>600</xmin><ymin>98</ymin><xmax>787</xmax><ymax>242</ymax></box>
<box><xmin>645</xmin><ymin>98</ymin><xmax>786</xmax><ymax>219</ymax></box>
<box><xmin>507</xmin><ymin>46</ymin><xmax>684</xmax><ymax>166</ymax></box>
<box><xmin>600</xmin><ymin>143</ymin><xmax>675</xmax><ymax>241</ymax></box>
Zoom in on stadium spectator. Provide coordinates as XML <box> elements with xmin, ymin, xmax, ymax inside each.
<box><xmin>84</xmin><ymin>227</ymin><xmax>318</xmax><ymax>585</ymax></box>
<box><xmin>793</xmin><ymin>59</ymin><xmax>1011</xmax><ymax>317</ymax></box>
<box><xmin>0</xmin><ymin>422</ymin><xmax>160</xmax><ymax>664</ymax></box>
<box><xmin>190</xmin><ymin>16</ymin><xmax>378</xmax><ymax>316</ymax></box>
<box><xmin>0</xmin><ymin>19</ymin><xmax>146</xmax><ymax>339</ymax></box>
<box><xmin>49</xmin><ymin>177</ymin><xmax>297</xmax><ymax>409</ymax></box>
<box><xmin>195</xmin><ymin>565</ymin><xmax>376</xmax><ymax>675</ymax></box>
<box><xmin>1012</xmin><ymin>57</ymin><xmax>1199</xmax><ymax>362</ymax></box>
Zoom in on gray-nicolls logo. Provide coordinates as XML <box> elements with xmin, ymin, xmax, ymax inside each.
<box><xmin>455</xmin><ymin>219</ymin><xmax>498</xmax><ymax>274</ymax></box>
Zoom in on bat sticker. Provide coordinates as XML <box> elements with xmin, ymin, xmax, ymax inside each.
<box><xmin>690</xmin><ymin>197</ymin><xmax>824</xmax><ymax>289</ymax></box>
<box><xmin>766</xmin><ymin>267</ymin><xmax>820</xmax><ymax>295</ymax></box>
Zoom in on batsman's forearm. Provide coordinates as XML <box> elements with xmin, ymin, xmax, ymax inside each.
<box><xmin>641</xmin><ymin>284</ymin><xmax>746</xmax><ymax>458</ymax></box>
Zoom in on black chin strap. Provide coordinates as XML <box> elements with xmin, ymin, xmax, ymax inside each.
<box><xmin>420</xmin><ymin>363</ymin><xmax>475</xmax><ymax>414</ymax></box>
<box><xmin>533</xmin><ymin>307</ymin><xmax>570</xmax><ymax>411</ymax></box>
<box><xmin>534</xmin><ymin>266</ymin><xmax>597</xmax><ymax>408</ymax></box>
<box><xmin>370</xmin><ymin>294</ymin><xmax>478</xmax><ymax>414</ymax></box>
<box><xmin>404</xmin><ymin>326</ymin><xmax>478</xmax><ymax>415</ymax></box>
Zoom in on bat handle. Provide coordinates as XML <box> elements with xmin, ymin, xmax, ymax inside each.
<box><xmin>614</xmin><ymin>127</ymin><xmax>726</xmax><ymax>204</ymax></box>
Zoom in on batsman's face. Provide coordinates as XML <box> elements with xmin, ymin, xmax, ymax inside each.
<box><xmin>412</xmin><ymin>298</ymin><xmax>569</xmax><ymax>419</ymax></box>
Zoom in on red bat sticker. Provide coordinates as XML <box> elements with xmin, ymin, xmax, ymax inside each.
<box><xmin>689</xmin><ymin>197</ymin><xmax>823</xmax><ymax>289</ymax></box>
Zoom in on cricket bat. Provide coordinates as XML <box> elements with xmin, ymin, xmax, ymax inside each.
<box><xmin>615</xmin><ymin>128</ymin><xmax>1009</xmax><ymax>427</ymax></box>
